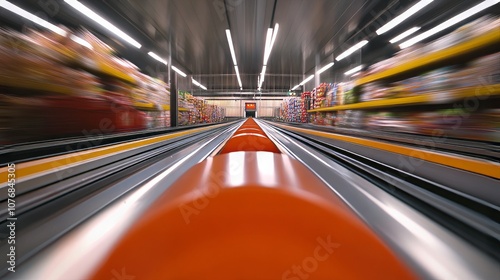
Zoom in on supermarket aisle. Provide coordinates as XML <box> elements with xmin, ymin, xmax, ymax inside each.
<box><xmin>3</xmin><ymin>118</ymin><xmax>499</xmax><ymax>280</ymax></box>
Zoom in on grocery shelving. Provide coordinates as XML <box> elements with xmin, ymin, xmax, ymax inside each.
<box><xmin>308</xmin><ymin>84</ymin><xmax>500</xmax><ymax>112</ymax></box>
<box><xmin>356</xmin><ymin>28</ymin><xmax>500</xmax><ymax>86</ymax></box>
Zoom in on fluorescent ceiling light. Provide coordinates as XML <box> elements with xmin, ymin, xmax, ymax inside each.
<box><xmin>270</xmin><ymin>24</ymin><xmax>279</xmax><ymax>51</ymax></box>
<box><xmin>225</xmin><ymin>29</ymin><xmax>238</xmax><ymax>66</ymax></box>
<box><xmin>299</xmin><ymin>75</ymin><xmax>315</xmax><ymax>86</ymax></box>
<box><xmin>317</xmin><ymin>62</ymin><xmax>334</xmax><ymax>75</ymax></box>
<box><xmin>148</xmin><ymin>52</ymin><xmax>168</xmax><ymax>65</ymax></box>
<box><xmin>0</xmin><ymin>1</ymin><xmax>67</xmax><ymax>36</ymax></box>
<box><xmin>235</xmin><ymin>66</ymin><xmax>243</xmax><ymax>88</ymax></box>
<box><xmin>344</xmin><ymin>65</ymin><xmax>363</xmax><ymax>76</ymax></box>
<box><xmin>400</xmin><ymin>0</ymin><xmax>499</xmax><ymax>49</ymax></box>
<box><xmin>70</xmin><ymin>35</ymin><xmax>92</xmax><ymax>49</ymax></box>
<box><xmin>389</xmin><ymin>27</ymin><xmax>421</xmax><ymax>43</ymax></box>
<box><xmin>336</xmin><ymin>40</ymin><xmax>368</xmax><ymax>61</ymax></box>
<box><xmin>263</xmin><ymin>24</ymin><xmax>279</xmax><ymax>65</ymax></box>
<box><xmin>64</xmin><ymin>0</ymin><xmax>141</xmax><ymax>48</ymax></box>
<box><xmin>192</xmin><ymin>78</ymin><xmax>207</xmax><ymax>90</ymax></box>
<box><xmin>376</xmin><ymin>0</ymin><xmax>433</xmax><ymax>35</ymax></box>
<box><xmin>171</xmin><ymin>65</ymin><xmax>187</xmax><ymax>77</ymax></box>
<box><xmin>191</xmin><ymin>78</ymin><xmax>201</xmax><ymax>86</ymax></box>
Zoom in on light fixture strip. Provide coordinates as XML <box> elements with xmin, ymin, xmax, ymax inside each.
<box><xmin>264</xmin><ymin>24</ymin><xmax>279</xmax><ymax>65</ymax></box>
<box><xmin>0</xmin><ymin>1</ymin><xmax>67</xmax><ymax>36</ymax></box>
<box><xmin>263</xmin><ymin>28</ymin><xmax>273</xmax><ymax>65</ymax></box>
<box><xmin>260</xmin><ymin>66</ymin><xmax>267</xmax><ymax>86</ymax></box>
<box><xmin>299</xmin><ymin>75</ymin><xmax>315</xmax><ymax>86</ymax></box>
<box><xmin>400</xmin><ymin>0</ymin><xmax>499</xmax><ymax>49</ymax></box>
<box><xmin>389</xmin><ymin>27</ymin><xmax>421</xmax><ymax>44</ymax></box>
<box><xmin>171</xmin><ymin>66</ymin><xmax>187</xmax><ymax>77</ymax></box>
<box><xmin>191</xmin><ymin>78</ymin><xmax>207</xmax><ymax>90</ymax></box>
<box><xmin>376</xmin><ymin>0</ymin><xmax>433</xmax><ymax>35</ymax></box>
<box><xmin>191</xmin><ymin>78</ymin><xmax>201</xmax><ymax>86</ymax></box>
<box><xmin>344</xmin><ymin>65</ymin><xmax>363</xmax><ymax>76</ymax></box>
<box><xmin>260</xmin><ymin>23</ymin><xmax>279</xmax><ymax>90</ymax></box>
<box><xmin>317</xmin><ymin>62</ymin><xmax>335</xmax><ymax>75</ymax></box>
<box><xmin>64</xmin><ymin>0</ymin><xmax>141</xmax><ymax>48</ymax></box>
<box><xmin>269</xmin><ymin>24</ymin><xmax>279</xmax><ymax>51</ymax></box>
<box><xmin>70</xmin><ymin>35</ymin><xmax>93</xmax><ymax>49</ymax></box>
<box><xmin>225</xmin><ymin>29</ymin><xmax>238</xmax><ymax>66</ymax></box>
<box><xmin>235</xmin><ymin>66</ymin><xmax>243</xmax><ymax>88</ymax></box>
<box><xmin>148</xmin><ymin>52</ymin><xmax>168</xmax><ymax>65</ymax></box>
<box><xmin>336</xmin><ymin>40</ymin><xmax>369</xmax><ymax>61</ymax></box>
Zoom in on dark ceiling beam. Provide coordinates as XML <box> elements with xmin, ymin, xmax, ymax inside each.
<box><xmin>270</xmin><ymin>0</ymin><xmax>278</xmax><ymax>27</ymax></box>
<box><xmin>223</xmin><ymin>0</ymin><xmax>232</xmax><ymax>29</ymax></box>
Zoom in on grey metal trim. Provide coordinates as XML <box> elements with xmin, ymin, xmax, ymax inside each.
<box><xmin>257</xmin><ymin>120</ymin><xmax>500</xmax><ymax>280</ymax></box>
<box><xmin>5</xmin><ymin>123</ymin><xmax>239</xmax><ymax>279</ymax></box>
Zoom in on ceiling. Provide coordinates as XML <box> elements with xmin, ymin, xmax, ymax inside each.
<box><xmin>2</xmin><ymin>0</ymin><xmax>498</xmax><ymax>94</ymax></box>
<box><xmin>95</xmin><ymin>0</ymin><xmax>381</xmax><ymax>91</ymax></box>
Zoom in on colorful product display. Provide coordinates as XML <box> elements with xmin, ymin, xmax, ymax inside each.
<box><xmin>0</xmin><ymin>26</ymin><xmax>224</xmax><ymax>144</ymax></box>
<box><xmin>297</xmin><ymin>16</ymin><xmax>500</xmax><ymax>142</ymax></box>
<box><xmin>279</xmin><ymin>97</ymin><xmax>304</xmax><ymax>123</ymax></box>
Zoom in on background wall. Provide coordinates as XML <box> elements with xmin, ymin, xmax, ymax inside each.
<box><xmin>205</xmin><ymin>98</ymin><xmax>283</xmax><ymax>117</ymax></box>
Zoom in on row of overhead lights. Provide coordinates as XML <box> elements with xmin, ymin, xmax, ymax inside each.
<box><xmin>225</xmin><ymin>23</ymin><xmax>280</xmax><ymax>91</ymax></box>
<box><xmin>0</xmin><ymin>0</ymin><xmax>208</xmax><ymax>90</ymax></box>
<box><xmin>291</xmin><ymin>0</ymin><xmax>498</xmax><ymax>90</ymax></box>
<box><xmin>225</xmin><ymin>30</ymin><xmax>243</xmax><ymax>90</ymax></box>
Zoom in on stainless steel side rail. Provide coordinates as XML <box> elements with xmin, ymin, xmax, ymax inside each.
<box><xmin>257</xmin><ymin>119</ymin><xmax>500</xmax><ymax>280</ymax></box>
<box><xmin>3</xmin><ymin>121</ymin><xmax>242</xmax><ymax>279</ymax></box>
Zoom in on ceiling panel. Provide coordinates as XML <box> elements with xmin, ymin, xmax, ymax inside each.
<box><xmin>3</xmin><ymin>0</ymin><xmax>497</xmax><ymax>94</ymax></box>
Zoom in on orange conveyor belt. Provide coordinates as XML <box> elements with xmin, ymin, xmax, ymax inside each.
<box><xmin>90</xmin><ymin>118</ymin><xmax>416</xmax><ymax>279</ymax></box>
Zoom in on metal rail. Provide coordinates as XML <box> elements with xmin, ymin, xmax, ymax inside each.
<box><xmin>257</xmin><ymin>119</ymin><xmax>500</xmax><ymax>280</ymax></box>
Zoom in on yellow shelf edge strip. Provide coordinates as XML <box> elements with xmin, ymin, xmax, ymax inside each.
<box><xmin>97</xmin><ymin>60</ymin><xmax>137</xmax><ymax>85</ymax></box>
